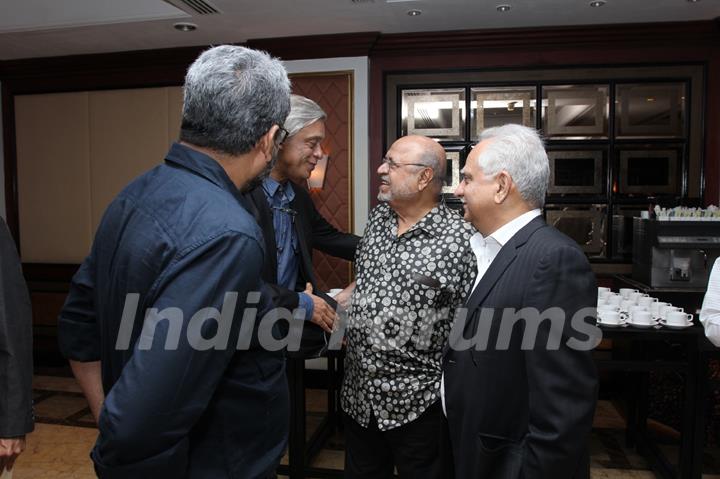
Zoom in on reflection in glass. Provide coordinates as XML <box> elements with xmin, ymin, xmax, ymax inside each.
<box><xmin>616</xmin><ymin>83</ymin><xmax>685</xmax><ymax>138</ymax></box>
<box><xmin>401</xmin><ymin>88</ymin><xmax>465</xmax><ymax>140</ymax></box>
<box><xmin>543</xmin><ymin>85</ymin><xmax>608</xmax><ymax>138</ymax></box>
<box><xmin>619</xmin><ymin>149</ymin><xmax>679</xmax><ymax>195</ymax></box>
<box><xmin>470</xmin><ymin>87</ymin><xmax>536</xmax><ymax>139</ymax></box>
<box><xmin>547</xmin><ymin>150</ymin><xmax>604</xmax><ymax>195</ymax></box>
<box><xmin>545</xmin><ymin>204</ymin><xmax>607</xmax><ymax>258</ymax></box>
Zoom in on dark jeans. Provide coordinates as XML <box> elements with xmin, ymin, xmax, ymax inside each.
<box><xmin>343</xmin><ymin>402</ymin><xmax>454</xmax><ymax>479</ymax></box>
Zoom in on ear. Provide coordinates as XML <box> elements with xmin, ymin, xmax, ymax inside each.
<box><xmin>257</xmin><ymin>125</ymin><xmax>280</xmax><ymax>158</ymax></box>
<box><xmin>494</xmin><ymin>170</ymin><xmax>513</xmax><ymax>204</ymax></box>
<box><xmin>417</xmin><ymin>167</ymin><xmax>434</xmax><ymax>191</ymax></box>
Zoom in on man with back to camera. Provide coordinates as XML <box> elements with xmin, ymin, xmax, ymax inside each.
<box><xmin>443</xmin><ymin>124</ymin><xmax>599</xmax><ymax>478</ymax></box>
<box><xmin>244</xmin><ymin>94</ymin><xmax>360</xmax><ymax>355</ymax></box>
<box><xmin>57</xmin><ymin>45</ymin><xmax>292</xmax><ymax>478</ymax></box>
<box><xmin>341</xmin><ymin>135</ymin><xmax>476</xmax><ymax>478</ymax></box>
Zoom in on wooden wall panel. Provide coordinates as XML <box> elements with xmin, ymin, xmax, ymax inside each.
<box><xmin>167</xmin><ymin>86</ymin><xmax>183</xmax><ymax>147</ymax></box>
<box><xmin>15</xmin><ymin>92</ymin><xmax>92</xmax><ymax>263</ymax></box>
<box><xmin>89</xmin><ymin>88</ymin><xmax>168</xmax><ymax>231</ymax></box>
<box><xmin>291</xmin><ymin>73</ymin><xmax>353</xmax><ymax>291</ymax></box>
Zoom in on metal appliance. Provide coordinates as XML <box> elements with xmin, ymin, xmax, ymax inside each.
<box><xmin>632</xmin><ymin>218</ymin><xmax>720</xmax><ymax>288</ymax></box>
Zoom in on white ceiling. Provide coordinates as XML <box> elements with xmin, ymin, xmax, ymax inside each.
<box><xmin>0</xmin><ymin>0</ymin><xmax>718</xmax><ymax>60</ymax></box>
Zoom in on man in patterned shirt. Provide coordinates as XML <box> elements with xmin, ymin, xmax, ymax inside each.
<box><xmin>341</xmin><ymin>135</ymin><xmax>475</xmax><ymax>478</ymax></box>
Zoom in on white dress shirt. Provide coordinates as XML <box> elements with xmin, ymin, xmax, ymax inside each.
<box><xmin>701</xmin><ymin>258</ymin><xmax>720</xmax><ymax>347</ymax></box>
<box><xmin>441</xmin><ymin>209</ymin><xmax>542</xmax><ymax>415</ymax></box>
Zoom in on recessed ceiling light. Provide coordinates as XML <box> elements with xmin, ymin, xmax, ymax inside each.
<box><xmin>589</xmin><ymin>0</ymin><xmax>606</xmax><ymax>6</ymax></box>
<box><xmin>496</xmin><ymin>4</ymin><xmax>511</xmax><ymax>12</ymax></box>
<box><xmin>687</xmin><ymin>0</ymin><xmax>700</xmax><ymax>3</ymax></box>
<box><xmin>173</xmin><ymin>22</ymin><xmax>198</xmax><ymax>32</ymax></box>
<box><xmin>407</xmin><ymin>9</ymin><xmax>422</xmax><ymax>16</ymax></box>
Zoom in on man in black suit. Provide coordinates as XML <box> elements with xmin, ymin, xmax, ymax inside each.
<box><xmin>443</xmin><ymin>124</ymin><xmax>599</xmax><ymax>479</ymax></box>
<box><xmin>244</xmin><ymin>94</ymin><xmax>360</xmax><ymax>351</ymax></box>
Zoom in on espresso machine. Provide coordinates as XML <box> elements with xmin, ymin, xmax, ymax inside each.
<box><xmin>632</xmin><ymin>218</ymin><xmax>720</xmax><ymax>288</ymax></box>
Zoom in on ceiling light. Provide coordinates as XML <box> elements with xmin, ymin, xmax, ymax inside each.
<box><xmin>407</xmin><ymin>9</ymin><xmax>422</xmax><ymax>16</ymax></box>
<box><xmin>687</xmin><ymin>0</ymin><xmax>700</xmax><ymax>3</ymax></box>
<box><xmin>496</xmin><ymin>4</ymin><xmax>511</xmax><ymax>12</ymax></box>
<box><xmin>173</xmin><ymin>22</ymin><xmax>198</xmax><ymax>32</ymax></box>
<box><xmin>589</xmin><ymin>0</ymin><xmax>605</xmax><ymax>6</ymax></box>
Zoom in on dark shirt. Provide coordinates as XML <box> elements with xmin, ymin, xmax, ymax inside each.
<box><xmin>58</xmin><ymin>143</ymin><xmax>285</xmax><ymax>478</ymax></box>
<box><xmin>342</xmin><ymin>201</ymin><xmax>476</xmax><ymax>431</ymax></box>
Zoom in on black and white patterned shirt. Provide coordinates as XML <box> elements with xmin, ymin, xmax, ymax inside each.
<box><xmin>342</xmin><ymin>201</ymin><xmax>476</xmax><ymax>431</ymax></box>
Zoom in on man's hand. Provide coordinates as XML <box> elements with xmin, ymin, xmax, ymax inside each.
<box><xmin>0</xmin><ymin>436</ymin><xmax>26</xmax><ymax>472</ymax></box>
<box><xmin>303</xmin><ymin>283</ymin><xmax>337</xmax><ymax>333</ymax></box>
<box><xmin>334</xmin><ymin>281</ymin><xmax>356</xmax><ymax>311</ymax></box>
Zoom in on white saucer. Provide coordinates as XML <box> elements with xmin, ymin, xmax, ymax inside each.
<box><xmin>627</xmin><ymin>320</ymin><xmax>657</xmax><ymax>329</ymax></box>
<box><xmin>597</xmin><ymin>320</ymin><xmax>626</xmax><ymax>328</ymax></box>
<box><xmin>658</xmin><ymin>319</ymin><xmax>693</xmax><ymax>330</ymax></box>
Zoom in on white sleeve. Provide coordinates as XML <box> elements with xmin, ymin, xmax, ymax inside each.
<box><xmin>700</xmin><ymin>258</ymin><xmax>720</xmax><ymax>347</ymax></box>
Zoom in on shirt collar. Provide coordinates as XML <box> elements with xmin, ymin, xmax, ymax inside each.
<box><xmin>165</xmin><ymin>142</ymin><xmax>239</xmax><ymax>195</ymax></box>
<box><xmin>486</xmin><ymin>209</ymin><xmax>542</xmax><ymax>247</ymax></box>
<box><xmin>262</xmin><ymin>176</ymin><xmax>295</xmax><ymax>202</ymax></box>
<box><xmin>380</xmin><ymin>201</ymin><xmax>453</xmax><ymax>238</ymax></box>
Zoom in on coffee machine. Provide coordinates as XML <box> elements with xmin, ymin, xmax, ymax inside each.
<box><xmin>632</xmin><ymin>218</ymin><xmax>720</xmax><ymax>288</ymax></box>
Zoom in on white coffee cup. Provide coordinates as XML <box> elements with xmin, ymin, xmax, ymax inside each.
<box><xmin>598</xmin><ymin>287</ymin><xmax>611</xmax><ymax>295</ymax></box>
<box><xmin>606</xmin><ymin>295</ymin><xmax>622</xmax><ymax>306</ymax></box>
<box><xmin>599</xmin><ymin>310</ymin><xmax>627</xmax><ymax>324</ymax></box>
<box><xmin>619</xmin><ymin>288</ymin><xmax>638</xmax><ymax>299</ymax></box>
<box><xmin>630</xmin><ymin>305</ymin><xmax>648</xmax><ymax>314</ymax></box>
<box><xmin>598</xmin><ymin>304</ymin><xmax>620</xmax><ymax>313</ymax></box>
<box><xmin>665</xmin><ymin>311</ymin><xmax>693</xmax><ymax>326</ymax></box>
<box><xmin>650</xmin><ymin>301</ymin><xmax>668</xmax><ymax>315</ymax></box>
<box><xmin>630</xmin><ymin>310</ymin><xmax>653</xmax><ymax>325</ymax></box>
<box><xmin>598</xmin><ymin>291</ymin><xmax>612</xmax><ymax>301</ymax></box>
<box><xmin>629</xmin><ymin>292</ymin><xmax>648</xmax><ymax>304</ymax></box>
<box><xmin>637</xmin><ymin>297</ymin><xmax>657</xmax><ymax>308</ymax></box>
<box><xmin>619</xmin><ymin>299</ymin><xmax>635</xmax><ymax>312</ymax></box>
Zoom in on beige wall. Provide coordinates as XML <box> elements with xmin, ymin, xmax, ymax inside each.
<box><xmin>14</xmin><ymin>86</ymin><xmax>183</xmax><ymax>263</ymax></box>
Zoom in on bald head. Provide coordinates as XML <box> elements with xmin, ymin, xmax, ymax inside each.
<box><xmin>398</xmin><ymin>135</ymin><xmax>446</xmax><ymax>190</ymax></box>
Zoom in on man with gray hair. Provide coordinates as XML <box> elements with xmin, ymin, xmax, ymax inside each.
<box><xmin>341</xmin><ymin>135</ymin><xmax>475</xmax><ymax>478</ymax></box>
<box><xmin>443</xmin><ymin>124</ymin><xmax>598</xmax><ymax>478</ymax></box>
<box><xmin>245</xmin><ymin>94</ymin><xmax>360</xmax><ymax>349</ymax></box>
<box><xmin>58</xmin><ymin>45</ymin><xmax>291</xmax><ymax>478</ymax></box>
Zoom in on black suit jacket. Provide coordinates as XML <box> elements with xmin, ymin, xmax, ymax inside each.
<box><xmin>443</xmin><ymin>216</ymin><xmax>598</xmax><ymax>479</ymax></box>
<box><xmin>0</xmin><ymin>219</ymin><xmax>34</xmax><ymax>438</ymax></box>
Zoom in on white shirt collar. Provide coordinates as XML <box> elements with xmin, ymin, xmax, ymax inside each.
<box><xmin>486</xmin><ymin>209</ymin><xmax>542</xmax><ymax>247</ymax></box>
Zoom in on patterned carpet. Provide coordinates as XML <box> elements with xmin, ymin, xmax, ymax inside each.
<box><xmin>19</xmin><ymin>375</ymin><xmax>720</xmax><ymax>478</ymax></box>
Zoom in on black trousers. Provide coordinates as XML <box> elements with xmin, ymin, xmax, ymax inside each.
<box><xmin>343</xmin><ymin>402</ymin><xmax>454</xmax><ymax>479</ymax></box>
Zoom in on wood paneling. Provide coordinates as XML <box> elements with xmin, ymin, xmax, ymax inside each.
<box><xmin>15</xmin><ymin>92</ymin><xmax>92</xmax><ymax>263</ymax></box>
<box><xmin>88</xmin><ymin>88</ymin><xmax>169</xmax><ymax>231</ymax></box>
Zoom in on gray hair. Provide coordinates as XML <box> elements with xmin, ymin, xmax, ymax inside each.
<box><xmin>416</xmin><ymin>148</ymin><xmax>445</xmax><ymax>188</ymax></box>
<box><xmin>476</xmin><ymin>124</ymin><xmax>549</xmax><ymax>208</ymax></box>
<box><xmin>284</xmin><ymin>95</ymin><xmax>327</xmax><ymax>137</ymax></box>
<box><xmin>180</xmin><ymin>45</ymin><xmax>291</xmax><ymax>156</ymax></box>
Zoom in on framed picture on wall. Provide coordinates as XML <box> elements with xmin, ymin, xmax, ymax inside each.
<box><xmin>401</xmin><ymin>88</ymin><xmax>465</xmax><ymax>140</ymax></box>
<box><xmin>547</xmin><ymin>149</ymin><xmax>605</xmax><ymax>195</ymax></box>
<box><xmin>615</xmin><ymin>83</ymin><xmax>686</xmax><ymax>138</ymax></box>
<box><xmin>545</xmin><ymin>204</ymin><xmax>607</xmax><ymax>257</ymax></box>
<box><xmin>543</xmin><ymin>85</ymin><xmax>608</xmax><ymax>138</ymax></box>
<box><xmin>442</xmin><ymin>145</ymin><xmax>468</xmax><ymax>195</ymax></box>
<box><xmin>471</xmin><ymin>87</ymin><xmax>536</xmax><ymax>140</ymax></box>
<box><xmin>618</xmin><ymin>147</ymin><xmax>680</xmax><ymax>195</ymax></box>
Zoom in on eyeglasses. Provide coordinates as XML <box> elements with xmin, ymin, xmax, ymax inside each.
<box><xmin>381</xmin><ymin>157</ymin><xmax>431</xmax><ymax>170</ymax></box>
<box><xmin>275</xmin><ymin>125</ymin><xmax>290</xmax><ymax>145</ymax></box>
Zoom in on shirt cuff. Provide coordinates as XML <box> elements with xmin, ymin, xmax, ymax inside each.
<box><xmin>298</xmin><ymin>292</ymin><xmax>315</xmax><ymax>321</ymax></box>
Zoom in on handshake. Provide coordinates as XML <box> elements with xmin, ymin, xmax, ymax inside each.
<box><xmin>303</xmin><ymin>281</ymin><xmax>355</xmax><ymax>334</ymax></box>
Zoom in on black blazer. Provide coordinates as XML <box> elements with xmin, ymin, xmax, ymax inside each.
<box><xmin>443</xmin><ymin>217</ymin><xmax>598</xmax><ymax>479</ymax></box>
<box><xmin>244</xmin><ymin>182</ymin><xmax>360</xmax><ymax>309</ymax></box>
<box><xmin>0</xmin><ymin>219</ymin><xmax>34</xmax><ymax>438</ymax></box>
